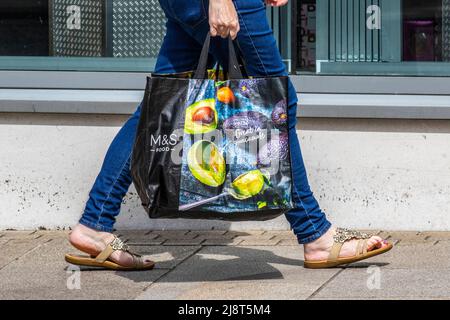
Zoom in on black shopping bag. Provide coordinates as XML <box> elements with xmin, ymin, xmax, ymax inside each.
<box><xmin>131</xmin><ymin>34</ymin><xmax>294</xmax><ymax>221</ymax></box>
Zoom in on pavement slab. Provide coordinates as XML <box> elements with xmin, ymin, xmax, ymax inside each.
<box><xmin>1</xmin><ymin>230</ymin><xmax>449</xmax><ymax>300</ymax></box>
<box><xmin>362</xmin><ymin>241</ymin><xmax>450</xmax><ymax>269</ymax></box>
<box><xmin>311</xmin><ymin>268</ymin><xmax>450</xmax><ymax>300</ymax></box>
<box><xmin>128</xmin><ymin>245</ymin><xmax>201</xmax><ymax>270</ymax></box>
<box><xmin>421</xmin><ymin>231</ymin><xmax>450</xmax><ymax>242</ymax></box>
<box><xmin>138</xmin><ymin>246</ymin><xmax>339</xmax><ymax>300</ymax></box>
<box><xmin>0</xmin><ymin>231</ymin><xmax>40</xmax><ymax>240</ymax></box>
<box><xmin>201</xmin><ymin>238</ymin><xmax>244</xmax><ymax>246</ymax></box>
<box><xmin>378</xmin><ymin>231</ymin><xmax>427</xmax><ymax>244</ymax></box>
<box><xmin>0</xmin><ymin>237</ymin><xmax>167</xmax><ymax>300</ymax></box>
<box><xmin>0</xmin><ymin>238</ymin><xmax>48</xmax><ymax>269</ymax></box>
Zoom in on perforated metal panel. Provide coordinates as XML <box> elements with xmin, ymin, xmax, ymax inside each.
<box><xmin>112</xmin><ymin>0</ymin><xmax>166</xmax><ymax>57</ymax></box>
<box><xmin>49</xmin><ymin>0</ymin><xmax>105</xmax><ymax>57</ymax></box>
<box><xmin>443</xmin><ymin>0</ymin><xmax>450</xmax><ymax>61</ymax></box>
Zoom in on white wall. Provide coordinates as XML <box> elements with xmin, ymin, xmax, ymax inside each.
<box><xmin>1</xmin><ymin>112</ymin><xmax>449</xmax><ymax>231</ymax></box>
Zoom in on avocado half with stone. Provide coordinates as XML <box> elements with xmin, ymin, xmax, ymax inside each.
<box><xmin>230</xmin><ymin>169</ymin><xmax>269</xmax><ymax>199</ymax></box>
<box><xmin>187</xmin><ymin>140</ymin><xmax>226</xmax><ymax>187</ymax></box>
<box><xmin>184</xmin><ymin>99</ymin><xmax>218</xmax><ymax>134</ymax></box>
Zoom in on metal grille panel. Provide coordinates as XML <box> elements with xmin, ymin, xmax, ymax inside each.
<box><xmin>112</xmin><ymin>0</ymin><xmax>166</xmax><ymax>57</ymax></box>
<box><xmin>443</xmin><ymin>0</ymin><xmax>450</xmax><ymax>61</ymax></box>
<box><xmin>50</xmin><ymin>0</ymin><xmax>105</xmax><ymax>57</ymax></box>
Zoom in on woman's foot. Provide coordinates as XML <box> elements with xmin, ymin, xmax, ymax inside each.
<box><xmin>68</xmin><ymin>223</ymin><xmax>154</xmax><ymax>268</ymax></box>
<box><xmin>304</xmin><ymin>226</ymin><xmax>390</xmax><ymax>262</ymax></box>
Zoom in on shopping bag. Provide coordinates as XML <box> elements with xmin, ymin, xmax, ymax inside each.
<box><xmin>131</xmin><ymin>34</ymin><xmax>294</xmax><ymax>221</ymax></box>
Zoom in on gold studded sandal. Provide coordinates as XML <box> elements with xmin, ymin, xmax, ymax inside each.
<box><xmin>65</xmin><ymin>236</ymin><xmax>155</xmax><ymax>271</ymax></box>
<box><xmin>304</xmin><ymin>228</ymin><xmax>393</xmax><ymax>269</ymax></box>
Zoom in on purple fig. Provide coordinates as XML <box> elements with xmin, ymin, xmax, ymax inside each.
<box><xmin>239</xmin><ymin>79</ymin><xmax>259</xmax><ymax>98</ymax></box>
<box><xmin>272</xmin><ymin>99</ymin><xmax>288</xmax><ymax>127</ymax></box>
<box><xmin>257</xmin><ymin>131</ymin><xmax>289</xmax><ymax>166</ymax></box>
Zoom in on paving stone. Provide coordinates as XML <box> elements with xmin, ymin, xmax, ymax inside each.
<box><xmin>175</xmin><ymin>281</ymin><xmax>320</xmax><ymax>300</ymax></box>
<box><xmin>421</xmin><ymin>232</ymin><xmax>450</xmax><ymax>241</ymax></box>
<box><xmin>277</xmin><ymin>239</ymin><xmax>299</xmax><ymax>246</ymax></box>
<box><xmin>117</xmin><ymin>230</ymin><xmax>159</xmax><ymax>240</ymax></box>
<box><xmin>0</xmin><ymin>231</ymin><xmax>38</xmax><ymax>240</ymax></box>
<box><xmin>147</xmin><ymin>230</ymin><xmax>198</xmax><ymax>240</ymax></box>
<box><xmin>186</xmin><ymin>230</ymin><xmax>235</xmax><ymax>240</ymax></box>
<box><xmin>233</xmin><ymin>235</ymin><xmax>277</xmax><ymax>243</ymax></box>
<box><xmin>202</xmin><ymin>238</ymin><xmax>244</xmax><ymax>246</ymax></box>
<box><xmin>34</xmin><ymin>230</ymin><xmax>71</xmax><ymax>242</ymax></box>
<box><xmin>138</xmin><ymin>246</ymin><xmax>337</xmax><ymax>300</ymax></box>
<box><xmin>224</xmin><ymin>230</ymin><xmax>265</xmax><ymax>237</ymax></box>
<box><xmin>127</xmin><ymin>239</ymin><xmax>166</xmax><ymax>246</ymax></box>
<box><xmin>238</xmin><ymin>239</ymin><xmax>281</xmax><ymax>246</ymax></box>
<box><xmin>0</xmin><ymin>239</ymin><xmax>45</xmax><ymax>269</ymax></box>
<box><xmin>186</xmin><ymin>230</ymin><xmax>227</xmax><ymax>236</ymax></box>
<box><xmin>378</xmin><ymin>231</ymin><xmax>426</xmax><ymax>242</ymax></box>
<box><xmin>34</xmin><ymin>230</ymin><xmax>70</xmax><ymax>237</ymax></box>
<box><xmin>163</xmin><ymin>239</ymin><xmax>206</xmax><ymax>246</ymax></box>
<box><xmin>359</xmin><ymin>241</ymin><xmax>450</xmax><ymax>269</ymax></box>
<box><xmin>264</xmin><ymin>231</ymin><xmax>297</xmax><ymax>240</ymax></box>
<box><xmin>2</xmin><ymin>230</ymin><xmax>450</xmax><ymax>300</ymax></box>
<box><xmin>128</xmin><ymin>246</ymin><xmax>201</xmax><ymax>270</ymax></box>
<box><xmin>117</xmin><ymin>230</ymin><xmax>161</xmax><ymax>244</ymax></box>
<box><xmin>0</xmin><ymin>237</ymin><xmax>166</xmax><ymax>300</ymax></box>
<box><xmin>311</xmin><ymin>268</ymin><xmax>450</xmax><ymax>300</ymax></box>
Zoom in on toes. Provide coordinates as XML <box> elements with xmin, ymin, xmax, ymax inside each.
<box><xmin>143</xmin><ymin>256</ymin><xmax>155</xmax><ymax>266</ymax></box>
<box><xmin>372</xmin><ymin>236</ymin><xmax>383</xmax><ymax>242</ymax></box>
<box><xmin>367</xmin><ymin>236</ymin><xmax>390</xmax><ymax>251</ymax></box>
<box><xmin>367</xmin><ymin>236</ymin><xmax>383</xmax><ymax>251</ymax></box>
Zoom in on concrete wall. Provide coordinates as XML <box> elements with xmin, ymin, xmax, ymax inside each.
<box><xmin>1</xmin><ymin>112</ymin><xmax>449</xmax><ymax>231</ymax></box>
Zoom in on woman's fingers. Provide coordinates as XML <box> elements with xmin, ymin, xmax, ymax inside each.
<box><xmin>209</xmin><ymin>0</ymin><xmax>240</xmax><ymax>39</ymax></box>
<box><xmin>266</xmin><ymin>0</ymin><xmax>289</xmax><ymax>7</ymax></box>
<box><xmin>229</xmin><ymin>21</ymin><xmax>240</xmax><ymax>40</ymax></box>
<box><xmin>210</xmin><ymin>25</ymin><xmax>218</xmax><ymax>37</ymax></box>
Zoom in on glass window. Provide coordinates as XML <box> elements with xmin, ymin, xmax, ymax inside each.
<box><xmin>0</xmin><ymin>0</ymin><xmax>166</xmax><ymax>72</ymax></box>
<box><xmin>0</xmin><ymin>1</ymin><xmax>293</xmax><ymax>73</ymax></box>
<box><xmin>297</xmin><ymin>0</ymin><xmax>450</xmax><ymax>76</ymax></box>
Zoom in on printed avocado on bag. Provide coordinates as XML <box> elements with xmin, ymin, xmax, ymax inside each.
<box><xmin>131</xmin><ymin>34</ymin><xmax>293</xmax><ymax>221</ymax></box>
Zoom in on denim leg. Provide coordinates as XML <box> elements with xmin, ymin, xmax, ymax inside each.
<box><xmin>79</xmin><ymin>18</ymin><xmax>204</xmax><ymax>232</ymax></box>
<box><xmin>79</xmin><ymin>104</ymin><xmax>143</xmax><ymax>232</ymax></box>
<box><xmin>226</xmin><ymin>0</ymin><xmax>332</xmax><ymax>243</ymax></box>
<box><xmin>285</xmin><ymin>84</ymin><xmax>332</xmax><ymax>244</ymax></box>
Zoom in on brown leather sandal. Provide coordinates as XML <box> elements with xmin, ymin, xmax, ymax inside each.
<box><xmin>304</xmin><ymin>228</ymin><xmax>393</xmax><ymax>269</ymax></box>
<box><xmin>65</xmin><ymin>236</ymin><xmax>155</xmax><ymax>271</ymax></box>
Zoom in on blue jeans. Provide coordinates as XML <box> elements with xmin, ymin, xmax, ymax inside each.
<box><xmin>79</xmin><ymin>0</ymin><xmax>331</xmax><ymax>244</ymax></box>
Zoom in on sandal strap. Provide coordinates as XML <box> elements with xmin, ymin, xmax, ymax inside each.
<box><xmin>329</xmin><ymin>242</ymin><xmax>344</xmax><ymax>261</ymax></box>
<box><xmin>95</xmin><ymin>244</ymin><xmax>114</xmax><ymax>263</ymax></box>
<box><xmin>362</xmin><ymin>239</ymin><xmax>368</xmax><ymax>254</ymax></box>
<box><xmin>356</xmin><ymin>239</ymin><xmax>369</xmax><ymax>255</ymax></box>
<box><xmin>327</xmin><ymin>228</ymin><xmax>372</xmax><ymax>261</ymax></box>
<box><xmin>132</xmin><ymin>255</ymin><xmax>146</xmax><ymax>269</ymax></box>
<box><xmin>95</xmin><ymin>236</ymin><xmax>133</xmax><ymax>263</ymax></box>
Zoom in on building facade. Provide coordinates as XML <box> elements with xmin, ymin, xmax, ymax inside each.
<box><xmin>1</xmin><ymin>0</ymin><xmax>449</xmax><ymax>231</ymax></box>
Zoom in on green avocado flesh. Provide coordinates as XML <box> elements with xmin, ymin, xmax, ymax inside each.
<box><xmin>184</xmin><ymin>99</ymin><xmax>218</xmax><ymax>134</ymax></box>
<box><xmin>187</xmin><ymin>140</ymin><xmax>225</xmax><ymax>187</ymax></box>
<box><xmin>231</xmin><ymin>170</ymin><xmax>265</xmax><ymax>198</ymax></box>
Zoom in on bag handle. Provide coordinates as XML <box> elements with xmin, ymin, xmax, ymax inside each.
<box><xmin>194</xmin><ymin>33</ymin><xmax>246</xmax><ymax>80</ymax></box>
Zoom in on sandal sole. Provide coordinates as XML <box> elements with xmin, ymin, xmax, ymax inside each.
<box><xmin>65</xmin><ymin>254</ymin><xmax>155</xmax><ymax>271</ymax></box>
<box><xmin>304</xmin><ymin>243</ymin><xmax>393</xmax><ymax>269</ymax></box>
